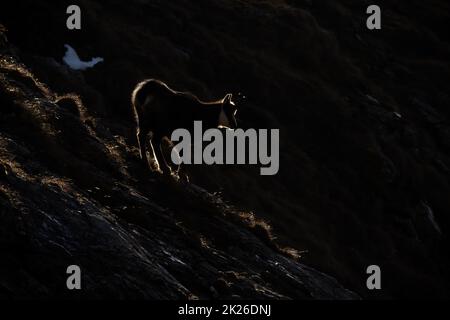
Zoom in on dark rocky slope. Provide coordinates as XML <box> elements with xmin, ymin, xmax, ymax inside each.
<box><xmin>1</xmin><ymin>0</ymin><xmax>450</xmax><ymax>298</ymax></box>
<box><xmin>0</xmin><ymin>27</ymin><xmax>356</xmax><ymax>299</ymax></box>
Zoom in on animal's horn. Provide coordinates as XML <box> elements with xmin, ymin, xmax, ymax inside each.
<box><xmin>223</xmin><ymin>93</ymin><xmax>232</xmax><ymax>103</ymax></box>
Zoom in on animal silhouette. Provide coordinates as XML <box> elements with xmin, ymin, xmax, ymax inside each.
<box><xmin>131</xmin><ymin>79</ymin><xmax>239</xmax><ymax>177</ymax></box>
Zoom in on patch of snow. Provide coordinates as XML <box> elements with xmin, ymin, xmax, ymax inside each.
<box><xmin>62</xmin><ymin>44</ymin><xmax>103</xmax><ymax>71</ymax></box>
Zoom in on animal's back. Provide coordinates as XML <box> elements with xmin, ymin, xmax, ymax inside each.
<box><xmin>132</xmin><ymin>79</ymin><xmax>169</xmax><ymax>107</ymax></box>
<box><xmin>133</xmin><ymin>79</ymin><xmax>199</xmax><ymax>110</ymax></box>
<box><xmin>132</xmin><ymin>79</ymin><xmax>202</xmax><ymax>134</ymax></box>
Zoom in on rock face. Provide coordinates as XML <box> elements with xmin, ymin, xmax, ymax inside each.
<box><xmin>1</xmin><ymin>0</ymin><xmax>450</xmax><ymax>299</ymax></box>
<box><xmin>0</xmin><ymin>28</ymin><xmax>357</xmax><ymax>299</ymax></box>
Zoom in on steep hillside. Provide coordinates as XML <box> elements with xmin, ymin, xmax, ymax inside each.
<box><xmin>0</xmin><ymin>33</ymin><xmax>357</xmax><ymax>299</ymax></box>
<box><xmin>1</xmin><ymin>0</ymin><xmax>450</xmax><ymax>298</ymax></box>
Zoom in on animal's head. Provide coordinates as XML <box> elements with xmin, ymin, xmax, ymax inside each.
<box><xmin>219</xmin><ymin>93</ymin><xmax>245</xmax><ymax>129</ymax></box>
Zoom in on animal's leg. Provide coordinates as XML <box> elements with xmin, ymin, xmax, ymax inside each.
<box><xmin>147</xmin><ymin>138</ymin><xmax>161</xmax><ymax>172</ymax></box>
<box><xmin>162</xmin><ymin>138</ymin><xmax>180</xmax><ymax>174</ymax></box>
<box><xmin>137</xmin><ymin>126</ymin><xmax>160</xmax><ymax>171</ymax></box>
<box><xmin>153</xmin><ymin>136</ymin><xmax>172</xmax><ymax>175</ymax></box>
<box><xmin>136</xmin><ymin>128</ymin><xmax>148</xmax><ymax>164</ymax></box>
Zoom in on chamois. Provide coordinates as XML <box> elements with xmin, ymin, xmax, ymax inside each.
<box><xmin>131</xmin><ymin>79</ymin><xmax>239</xmax><ymax>175</ymax></box>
